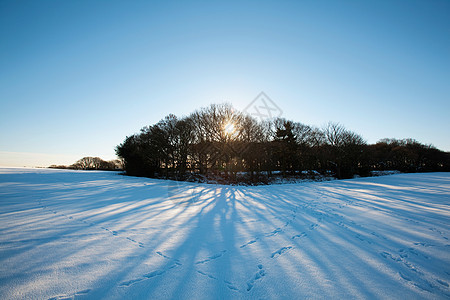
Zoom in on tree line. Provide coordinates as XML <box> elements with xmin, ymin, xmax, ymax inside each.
<box><xmin>50</xmin><ymin>157</ymin><xmax>123</xmax><ymax>171</ymax></box>
<box><xmin>116</xmin><ymin>103</ymin><xmax>450</xmax><ymax>184</ymax></box>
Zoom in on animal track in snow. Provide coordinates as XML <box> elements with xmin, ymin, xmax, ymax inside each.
<box><xmin>379</xmin><ymin>249</ymin><xmax>446</xmax><ymax>294</ymax></box>
<box><xmin>224</xmin><ymin>280</ymin><xmax>239</xmax><ymax>291</ymax></box>
<box><xmin>48</xmin><ymin>289</ymin><xmax>91</xmax><ymax>300</ymax></box>
<box><xmin>436</xmin><ymin>279</ymin><xmax>449</xmax><ymax>287</ymax></box>
<box><xmin>156</xmin><ymin>251</ymin><xmax>172</xmax><ymax>260</ymax></box>
<box><xmin>266</xmin><ymin>228</ymin><xmax>283</xmax><ymax>237</ymax></box>
<box><xmin>354</xmin><ymin>233</ymin><xmax>373</xmax><ymax>244</ymax></box>
<box><xmin>271</xmin><ymin>246</ymin><xmax>293</xmax><ymax>259</ymax></box>
<box><xmin>380</xmin><ymin>251</ymin><xmax>402</xmax><ymax>262</ymax></box>
<box><xmin>101</xmin><ymin>227</ymin><xmax>118</xmax><ymax>236</ymax></box>
<box><xmin>240</xmin><ymin>224</ymin><xmax>287</xmax><ymax>248</ymax></box>
<box><xmin>414</xmin><ymin>242</ymin><xmax>435</xmax><ymax>247</ymax></box>
<box><xmin>239</xmin><ymin>204</ymin><xmax>299</xmax><ymax>249</ymax></box>
<box><xmin>337</xmin><ymin>221</ymin><xmax>348</xmax><ymax>228</ymax></box>
<box><xmin>125</xmin><ymin>236</ymin><xmax>145</xmax><ymax>248</ymax></box>
<box><xmin>37</xmin><ymin>198</ymin><xmax>146</xmax><ymax>248</ymax></box>
<box><xmin>119</xmin><ymin>278</ymin><xmax>144</xmax><ymax>287</ymax></box>
<box><xmin>145</xmin><ymin>264</ymin><xmax>180</xmax><ymax>278</ymax></box>
<box><xmin>337</xmin><ymin>219</ymin><xmax>388</xmax><ymax>243</ymax></box>
<box><xmin>429</xmin><ymin>227</ymin><xmax>449</xmax><ymax>240</ymax></box>
<box><xmin>292</xmin><ymin>232</ymin><xmax>307</xmax><ymax>240</ymax></box>
<box><xmin>197</xmin><ymin>270</ymin><xmax>218</xmax><ymax>280</ymax></box>
<box><xmin>246</xmin><ymin>264</ymin><xmax>265</xmax><ymax>291</ymax></box>
<box><xmin>240</xmin><ymin>238</ymin><xmax>259</xmax><ymax>248</ymax></box>
<box><xmin>99</xmin><ymin>226</ymin><xmax>145</xmax><ymax>248</ymax></box>
<box><xmin>197</xmin><ymin>270</ymin><xmax>240</xmax><ymax>291</ymax></box>
<box><xmin>309</xmin><ymin>223</ymin><xmax>319</xmax><ymax>230</ymax></box>
<box><xmin>119</xmin><ymin>263</ymin><xmax>181</xmax><ymax>287</ymax></box>
<box><xmin>413</xmin><ymin>282</ymin><xmax>434</xmax><ymax>293</ymax></box>
<box><xmin>399</xmin><ymin>248</ymin><xmax>430</xmax><ymax>260</ymax></box>
<box><xmin>399</xmin><ymin>272</ymin><xmax>412</xmax><ymax>281</ymax></box>
<box><xmin>370</xmin><ymin>231</ymin><xmax>387</xmax><ymax>240</ymax></box>
<box><xmin>195</xmin><ymin>250</ymin><xmax>227</xmax><ymax>264</ymax></box>
<box><xmin>157</xmin><ymin>251</ymin><xmax>182</xmax><ymax>265</ymax></box>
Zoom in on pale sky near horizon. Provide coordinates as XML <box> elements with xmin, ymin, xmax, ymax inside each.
<box><xmin>1</xmin><ymin>0</ymin><xmax>449</xmax><ymax>167</ymax></box>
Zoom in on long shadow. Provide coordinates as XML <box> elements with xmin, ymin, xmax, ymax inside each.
<box><xmin>1</xmin><ymin>169</ymin><xmax>449</xmax><ymax>299</ymax></box>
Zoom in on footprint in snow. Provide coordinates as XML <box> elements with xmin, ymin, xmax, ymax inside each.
<box><xmin>436</xmin><ymin>279</ymin><xmax>449</xmax><ymax>287</ymax></box>
<box><xmin>119</xmin><ymin>278</ymin><xmax>144</xmax><ymax>287</ymax></box>
<box><xmin>414</xmin><ymin>242</ymin><xmax>435</xmax><ymax>247</ymax></box>
<box><xmin>197</xmin><ymin>270</ymin><xmax>240</xmax><ymax>291</ymax></box>
<box><xmin>355</xmin><ymin>234</ymin><xmax>373</xmax><ymax>244</ymax></box>
<box><xmin>225</xmin><ymin>282</ymin><xmax>239</xmax><ymax>291</ymax></box>
<box><xmin>102</xmin><ymin>227</ymin><xmax>119</xmax><ymax>236</ymax></box>
<box><xmin>414</xmin><ymin>282</ymin><xmax>434</xmax><ymax>293</ymax></box>
<box><xmin>240</xmin><ymin>238</ymin><xmax>259</xmax><ymax>248</ymax></box>
<box><xmin>370</xmin><ymin>231</ymin><xmax>387</xmax><ymax>240</ymax></box>
<box><xmin>247</xmin><ymin>264</ymin><xmax>265</xmax><ymax>291</ymax></box>
<box><xmin>195</xmin><ymin>250</ymin><xmax>227</xmax><ymax>264</ymax></box>
<box><xmin>381</xmin><ymin>251</ymin><xmax>424</xmax><ymax>276</ymax></box>
<box><xmin>292</xmin><ymin>232</ymin><xmax>307</xmax><ymax>239</ymax></box>
<box><xmin>266</xmin><ymin>228</ymin><xmax>282</xmax><ymax>237</ymax></box>
<box><xmin>429</xmin><ymin>228</ymin><xmax>449</xmax><ymax>240</ymax></box>
<box><xmin>119</xmin><ymin>263</ymin><xmax>181</xmax><ymax>287</ymax></box>
<box><xmin>157</xmin><ymin>251</ymin><xmax>182</xmax><ymax>265</ymax></box>
<box><xmin>399</xmin><ymin>272</ymin><xmax>411</xmax><ymax>281</ymax></box>
<box><xmin>337</xmin><ymin>221</ymin><xmax>347</xmax><ymax>228</ymax></box>
<box><xmin>271</xmin><ymin>246</ymin><xmax>293</xmax><ymax>259</ymax></box>
<box><xmin>309</xmin><ymin>223</ymin><xmax>318</xmax><ymax>230</ymax></box>
<box><xmin>125</xmin><ymin>237</ymin><xmax>145</xmax><ymax>248</ymax></box>
<box><xmin>380</xmin><ymin>252</ymin><xmax>401</xmax><ymax>262</ymax></box>
<box><xmin>48</xmin><ymin>289</ymin><xmax>91</xmax><ymax>300</ymax></box>
<box><xmin>197</xmin><ymin>270</ymin><xmax>218</xmax><ymax>280</ymax></box>
<box><xmin>399</xmin><ymin>248</ymin><xmax>430</xmax><ymax>260</ymax></box>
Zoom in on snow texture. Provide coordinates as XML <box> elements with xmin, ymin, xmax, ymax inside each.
<box><xmin>0</xmin><ymin>168</ymin><xmax>449</xmax><ymax>299</ymax></box>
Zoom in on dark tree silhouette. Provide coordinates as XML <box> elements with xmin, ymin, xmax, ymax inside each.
<box><xmin>115</xmin><ymin>103</ymin><xmax>450</xmax><ymax>184</ymax></box>
<box><xmin>50</xmin><ymin>157</ymin><xmax>122</xmax><ymax>171</ymax></box>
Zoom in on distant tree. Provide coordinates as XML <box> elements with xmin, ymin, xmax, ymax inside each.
<box><xmin>367</xmin><ymin>138</ymin><xmax>450</xmax><ymax>173</ymax></box>
<box><xmin>116</xmin><ymin>134</ymin><xmax>159</xmax><ymax>176</ymax></box>
<box><xmin>71</xmin><ymin>157</ymin><xmax>106</xmax><ymax>170</ymax></box>
<box><xmin>106</xmin><ymin>159</ymin><xmax>123</xmax><ymax>170</ymax></box>
<box><xmin>272</xmin><ymin>118</ymin><xmax>298</xmax><ymax>176</ymax></box>
<box><xmin>322</xmin><ymin>122</ymin><xmax>366</xmax><ymax>178</ymax></box>
<box><xmin>49</xmin><ymin>165</ymin><xmax>69</xmax><ymax>169</ymax></box>
<box><xmin>174</xmin><ymin>116</ymin><xmax>195</xmax><ymax>177</ymax></box>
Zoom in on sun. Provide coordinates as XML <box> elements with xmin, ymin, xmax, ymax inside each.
<box><xmin>223</xmin><ymin>122</ymin><xmax>236</xmax><ymax>136</ymax></box>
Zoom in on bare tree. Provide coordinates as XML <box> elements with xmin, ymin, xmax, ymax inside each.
<box><xmin>322</xmin><ymin>122</ymin><xmax>366</xmax><ymax>178</ymax></box>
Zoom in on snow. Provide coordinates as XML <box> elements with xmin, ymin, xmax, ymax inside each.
<box><xmin>0</xmin><ymin>167</ymin><xmax>449</xmax><ymax>299</ymax></box>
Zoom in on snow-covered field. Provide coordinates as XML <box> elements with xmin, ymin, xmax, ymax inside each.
<box><xmin>0</xmin><ymin>168</ymin><xmax>449</xmax><ymax>299</ymax></box>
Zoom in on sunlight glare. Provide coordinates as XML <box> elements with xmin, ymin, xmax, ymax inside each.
<box><xmin>224</xmin><ymin>122</ymin><xmax>236</xmax><ymax>136</ymax></box>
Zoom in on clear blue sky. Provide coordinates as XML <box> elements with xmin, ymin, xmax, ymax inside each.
<box><xmin>1</xmin><ymin>0</ymin><xmax>449</xmax><ymax>167</ymax></box>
